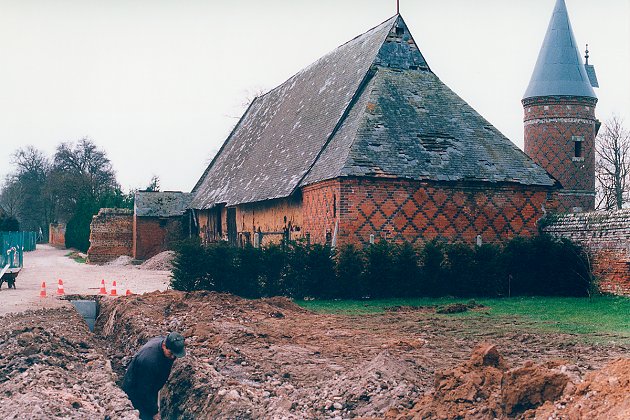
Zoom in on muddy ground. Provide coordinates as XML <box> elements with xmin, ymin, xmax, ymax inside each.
<box><xmin>0</xmin><ymin>290</ymin><xmax>628</xmax><ymax>419</ymax></box>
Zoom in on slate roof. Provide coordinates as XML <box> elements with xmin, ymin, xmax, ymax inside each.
<box><xmin>523</xmin><ymin>0</ymin><xmax>596</xmax><ymax>99</ymax></box>
<box><xmin>192</xmin><ymin>15</ymin><xmax>555</xmax><ymax>210</ymax></box>
<box><xmin>135</xmin><ymin>191</ymin><xmax>192</xmax><ymax>217</ymax></box>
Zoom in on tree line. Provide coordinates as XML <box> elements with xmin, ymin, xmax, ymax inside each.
<box><xmin>0</xmin><ymin>138</ymin><xmax>133</xmax><ymax>251</ymax></box>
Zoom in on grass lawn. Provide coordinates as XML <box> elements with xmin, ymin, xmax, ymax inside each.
<box><xmin>65</xmin><ymin>251</ymin><xmax>87</xmax><ymax>264</ymax></box>
<box><xmin>297</xmin><ymin>296</ymin><xmax>630</xmax><ymax>343</ymax></box>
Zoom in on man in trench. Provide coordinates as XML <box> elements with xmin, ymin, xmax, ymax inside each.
<box><xmin>122</xmin><ymin>332</ymin><xmax>186</xmax><ymax>419</ymax></box>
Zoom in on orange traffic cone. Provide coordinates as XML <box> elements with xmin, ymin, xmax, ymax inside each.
<box><xmin>99</xmin><ymin>279</ymin><xmax>107</xmax><ymax>295</ymax></box>
<box><xmin>39</xmin><ymin>281</ymin><xmax>47</xmax><ymax>298</ymax></box>
<box><xmin>110</xmin><ymin>280</ymin><xmax>118</xmax><ymax>296</ymax></box>
<box><xmin>57</xmin><ymin>279</ymin><xmax>65</xmax><ymax>295</ymax></box>
<box><xmin>125</xmin><ymin>289</ymin><xmax>132</xmax><ymax>296</ymax></box>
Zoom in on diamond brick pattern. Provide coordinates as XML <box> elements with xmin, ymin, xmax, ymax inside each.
<box><xmin>302</xmin><ymin>180</ymin><xmax>341</xmax><ymax>244</ymax></box>
<box><xmin>523</xmin><ymin>96</ymin><xmax>597</xmax><ymax>212</ymax></box>
<box><xmin>325</xmin><ymin>178</ymin><xmax>553</xmax><ymax>246</ymax></box>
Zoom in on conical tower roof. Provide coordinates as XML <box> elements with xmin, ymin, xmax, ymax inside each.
<box><xmin>524</xmin><ymin>0</ymin><xmax>596</xmax><ymax>99</ymax></box>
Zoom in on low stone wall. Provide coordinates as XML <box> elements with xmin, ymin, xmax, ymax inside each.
<box><xmin>543</xmin><ymin>210</ymin><xmax>630</xmax><ymax>295</ymax></box>
<box><xmin>49</xmin><ymin>223</ymin><xmax>66</xmax><ymax>247</ymax></box>
<box><xmin>87</xmin><ymin>208</ymin><xmax>133</xmax><ymax>264</ymax></box>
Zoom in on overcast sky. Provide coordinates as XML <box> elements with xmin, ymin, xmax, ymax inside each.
<box><xmin>1</xmin><ymin>0</ymin><xmax>628</xmax><ymax>192</ymax></box>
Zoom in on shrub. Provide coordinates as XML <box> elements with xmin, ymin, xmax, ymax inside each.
<box><xmin>169</xmin><ymin>235</ymin><xmax>595</xmax><ymax>299</ymax></box>
<box><xmin>335</xmin><ymin>245</ymin><xmax>364</xmax><ymax>299</ymax></box>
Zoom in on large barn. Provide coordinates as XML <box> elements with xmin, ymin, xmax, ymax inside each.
<box><xmin>190</xmin><ymin>14</ymin><xmax>558</xmax><ymax>247</ymax></box>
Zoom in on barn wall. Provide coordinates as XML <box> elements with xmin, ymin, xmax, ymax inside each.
<box><xmin>87</xmin><ymin>208</ymin><xmax>133</xmax><ymax>264</ymax></box>
<box><xmin>336</xmin><ymin>178</ymin><xmax>555</xmax><ymax>246</ymax></box>
<box><xmin>543</xmin><ymin>210</ymin><xmax>630</xmax><ymax>295</ymax></box>
<box><xmin>302</xmin><ymin>179</ymin><xmax>341</xmax><ymax>245</ymax></box>
<box><xmin>237</xmin><ymin>196</ymin><xmax>304</xmax><ymax>246</ymax></box>
<box><xmin>133</xmin><ymin>216</ymin><xmax>184</xmax><ymax>260</ymax></box>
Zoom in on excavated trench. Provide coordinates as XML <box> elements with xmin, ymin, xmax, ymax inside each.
<box><xmin>1</xmin><ymin>291</ymin><xmax>627</xmax><ymax>419</ymax></box>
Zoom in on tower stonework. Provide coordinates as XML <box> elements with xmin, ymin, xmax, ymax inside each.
<box><xmin>522</xmin><ymin>0</ymin><xmax>598</xmax><ymax>212</ymax></box>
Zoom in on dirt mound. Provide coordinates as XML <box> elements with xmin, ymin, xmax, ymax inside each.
<box><xmin>534</xmin><ymin>358</ymin><xmax>630</xmax><ymax>419</ymax></box>
<box><xmin>138</xmin><ymin>251</ymin><xmax>175</xmax><ymax>271</ymax></box>
<box><xmin>88</xmin><ymin>291</ymin><xmax>627</xmax><ymax>419</ymax></box>
<box><xmin>385</xmin><ymin>301</ymin><xmax>488</xmax><ymax>314</ymax></box>
<box><xmin>0</xmin><ymin>308</ymin><xmax>136</xmax><ymax>419</ymax></box>
<box><xmin>388</xmin><ymin>344</ymin><xmax>570</xmax><ymax>419</ymax></box>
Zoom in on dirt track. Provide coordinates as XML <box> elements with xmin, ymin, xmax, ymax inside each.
<box><xmin>0</xmin><ymin>245</ymin><xmax>169</xmax><ymax>316</ymax></box>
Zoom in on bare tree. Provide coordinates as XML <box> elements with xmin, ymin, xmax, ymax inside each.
<box><xmin>0</xmin><ymin>180</ymin><xmax>23</xmax><ymax>218</ymax></box>
<box><xmin>596</xmin><ymin>116</ymin><xmax>630</xmax><ymax>210</ymax></box>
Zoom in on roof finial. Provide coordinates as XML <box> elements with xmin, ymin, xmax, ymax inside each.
<box><xmin>396</xmin><ymin>0</ymin><xmax>400</xmax><ymax>15</ymax></box>
<box><xmin>585</xmin><ymin>44</ymin><xmax>590</xmax><ymax>65</ymax></box>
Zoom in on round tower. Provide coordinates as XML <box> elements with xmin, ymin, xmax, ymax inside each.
<box><xmin>522</xmin><ymin>0</ymin><xmax>598</xmax><ymax>213</ymax></box>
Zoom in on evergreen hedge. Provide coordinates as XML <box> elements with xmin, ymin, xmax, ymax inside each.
<box><xmin>170</xmin><ymin>235</ymin><xmax>595</xmax><ymax>299</ymax></box>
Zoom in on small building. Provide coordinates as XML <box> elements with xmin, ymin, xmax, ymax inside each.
<box><xmin>133</xmin><ymin>191</ymin><xmax>191</xmax><ymax>260</ymax></box>
<box><xmin>190</xmin><ymin>14</ymin><xmax>558</xmax><ymax>247</ymax></box>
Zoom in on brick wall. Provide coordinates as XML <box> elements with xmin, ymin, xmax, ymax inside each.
<box><xmin>523</xmin><ymin>96</ymin><xmax>597</xmax><ymax>212</ymax></box>
<box><xmin>87</xmin><ymin>208</ymin><xmax>133</xmax><ymax>264</ymax></box>
<box><xmin>49</xmin><ymin>223</ymin><xmax>66</xmax><ymax>247</ymax></box>
<box><xmin>302</xmin><ymin>180</ymin><xmax>340</xmax><ymax>245</ymax></box>
<box><xmin>335</xmin><ymin>178</ymin><xmax>554</xmax><ymax>246</ymax></box>
<box><xmin>543</xmin><ymin>210</ymin><xmax>630</xmax><ymax>295</ymax></box>
<box><xmin>133</xmin><ymin>216</ymin><xmax>184</xmax><ymax>260</ymax></box>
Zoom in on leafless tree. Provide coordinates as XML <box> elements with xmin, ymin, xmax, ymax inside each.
<box><xmin>0</xmin><ymin>180</ymin><xmax>23</xmax><ymax>218</ymax></box>
<box><xmin>596</xmin><ymin>116</ymin><xmax>630</xmax><ymax>210</ymax></box>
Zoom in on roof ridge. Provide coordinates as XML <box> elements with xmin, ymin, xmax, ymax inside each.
<box><xmin>256</xmin><ymin>15</ymin><xmax>399</xmax><ymax>103</ymax></box>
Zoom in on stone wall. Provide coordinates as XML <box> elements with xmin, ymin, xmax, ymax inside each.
<box><xmin>87</xmin><ymin>208</ymin><xmax>133</xmax><ymax>264</ymax></box>
<box><xmin>49</xmin><ymin>223</ymin><xmax>66</xmax><ymax>247</ymax></box>
<box><xmin>543</xmin><ymin>209</ymin><xmax>630</xmax><ymax>295</ymax></box>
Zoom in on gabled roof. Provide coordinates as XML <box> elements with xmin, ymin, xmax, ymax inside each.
<box><xmin>135</xmin><ymin>191</ymin><xmax>192</xmax><ymax>217</ymax></box>
<box><xmin>524</xmin><ymin>0</ymin><xmax>596</xmax><ymax>99</ymax></box>
<box><xmin>192</xmin><ymin>15</ymin><xmax>555</xmax><ymax>209</ymax></box>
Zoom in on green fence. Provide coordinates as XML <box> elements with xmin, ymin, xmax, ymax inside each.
<box><xmin>0</xmin><ymin>232</ymin><xmax>37</xmax><ymax>270</ymax></box>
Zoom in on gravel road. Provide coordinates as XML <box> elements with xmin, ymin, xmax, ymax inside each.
<box><xmin>0</xmin><ymin>245</ymin><xmax>170</xmax><ymax>316</ymax></box>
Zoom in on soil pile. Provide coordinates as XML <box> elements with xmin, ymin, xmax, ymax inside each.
<box><xmin>95</xmin><ymin>291</ymin><xmax>628</xmax><ymax>419</ymax></box>
<box><xmin>387</xmin><ymin>344</ymin><xmax>630</xmax><ymax>420</ymax></box>
<box><xmin>139</xmin><ymin>251</ymin><xmax>175</xmax><ymax>271</ymax></box>
<box><xmin>534</xmin><ymin>358</ymin><xmax>630</xmax><ymax>419</ymax></box>
<box><xmin>96</xmin><ymin>291</ymin><xmax>432</xmax><ymax>419</ymax></box>
<box><xmin>0</xmin><ymin>308</ymin><xmax>136</xmax><ymax>419</ymax></box>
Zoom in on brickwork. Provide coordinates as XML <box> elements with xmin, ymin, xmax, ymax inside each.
<box><xmin>87</xmin><ymin>208</ymin><xmax>133</xmax><ymax>264</ymax></box>
<box><xmin>334</xmin><ymin>178</ymin><xmax>554</xmax><ymax>246</ymax></box>
<box><xmin>543</xmin><ymin>210</ymin><xmax>630</xmax><ymax>295</ymax></box>
<box><xmin>302</xmin><ymin>180</ymin><xmax>341</xmax><ymax>245</ymax></box>
<box><xmin>523</xmin><ymin>96</ymin><xmax>598</xmax><ymax>212</ymax></box>
<box><xmin>133</xmin><ymin>216</ymin><xmax>184</xmax><ymax>260</ymax></box>
<box><xmin>48</xmin><ymin>223</ymin><xmax>66</xmax><ymax>248</ymax></box>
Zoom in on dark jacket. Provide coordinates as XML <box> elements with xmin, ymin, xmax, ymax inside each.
<box><xmin>122</xmin><ymin>336</ymin><xmax>175</xmax><ymax>419</ymax></box>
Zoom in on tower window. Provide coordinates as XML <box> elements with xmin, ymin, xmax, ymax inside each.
<box><xmin>572</xmin><ymin>135</ymin><xmax>584</xmax><ymax>160</ymax></box>
<box><xmin>396</xmin><ymin>27</ymin><xmax>404</xmax><ymax>36</ymax></box>
<box><xmin>574</xmin><ymin>141</ymin><xmax>582</xmax><ymax>158</ymax></box>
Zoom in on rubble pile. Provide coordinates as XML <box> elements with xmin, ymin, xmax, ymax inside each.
<box><xmin>138</xmin><ymin>250</ymin><xmax>175</xmax><ymax>271</ymax></box>
<box><xmin>0</xmin><ymin>308</ymin><xmax>136</xmax><ymax>419</ymax></box>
